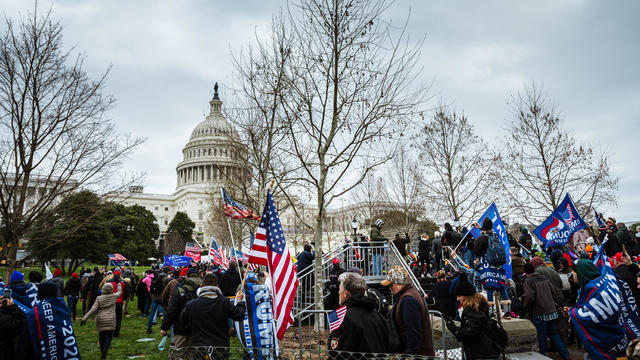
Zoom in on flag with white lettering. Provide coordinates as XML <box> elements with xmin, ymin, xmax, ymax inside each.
<box><xmin>469</xmin><ymin>202</ymin><xmax>512</xmax><ymax>279</ymax></box>
<box><xmin>4</xmin><ymin>282</ymin><xmax>38</xmax><ymax>313</ymax></box>
<box><xmin>568</xmin><ymin>242</ymin><xmax>640</xmax><ymax>360</ymax></box>
<box><xmin>534</xmin><ymin>193</ymin><xmax>587</xmax><ymax>249</ymax></box>
<box><xmin>163</xmin><ymin>255</ymin><xmax>192</xmax><ymax>267</ymax></box>
<box><xmin>25</xmin><ymin>297</ymin><xmax>81</xmax><ymax>360</ymax></box>
<box><xmin>235</xmin><ymin>280</ymin><xmax>278</xmax><ymax>359</ymax></box>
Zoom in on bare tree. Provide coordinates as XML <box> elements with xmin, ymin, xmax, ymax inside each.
<box><xmin>386</xmin><ymin>145</ymin><xmax>424</xmax><ymax>233</ymax></box>
<box><xmin>0</xmin><ymin>9</ymin><xmax>143</xmax><ymax>276</ymax></box>
<box><xmin>349</xmin><ymin>168</ymin><xmax>387</xmax><ymax>227</ymax></box>
<box><xmin>498</xmin><ymin>81</ymin><xmax>618</xmax><ymax>224</ymax></box>
<box><xmin>275</xmin><ymin>0</ymin><xmax>428</xmax><ymax>321</ymax></box>
<box><xmin>418</xmin><ymin>107</ymin><xmax>495</xmax><ymax>226</ymax></box>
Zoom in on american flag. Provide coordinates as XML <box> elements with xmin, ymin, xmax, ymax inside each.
<box><xmin>208</xmin><ymin>235</ymin><xmax>229</xmax><ymax>270</ymax></box>
<box><xmin>221</xmin><ymin>186</ymin><xmax>261</xmax><ymax>220</ymax></box>
<box><xmin>184</xmin><ymin>242</ymin><xmax>202</xmax><ymax>253</ymax></box>
<box><xmin>327</xmin><ymin>305</ymin><xmax>347</xmax><ymax>332</ymax></box>
<box><xmin>248</xmin><ymin>190</ymin><xmax>298</xmax><ymax>339</ymax></box>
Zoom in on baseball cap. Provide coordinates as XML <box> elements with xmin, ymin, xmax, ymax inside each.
<box><xmin>381</xmin><ymin>265</ymin><xmax>410</xmax><ymax>286</ymax></box>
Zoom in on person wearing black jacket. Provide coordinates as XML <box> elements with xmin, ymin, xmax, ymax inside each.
<box><xmin>64</xmin><ymin>272</ymin><xmax>82</xmax><ymax>321</ymax></box>
<box><xmin>180</xmin><ymin>273</ymin><xmax>245</xmax><ymax>348</ymax></box>
<box><xmin>297</xmin><ymin>243</ymin><xmax>315</xmax><ymax>307</ymax></box>
<box><xmin>219</xmin><ymin>261</ymin><xmax>242</xmax><ymax>297</ymax></box>
<box><xmin>417</xmin><ymin>234</ymin><xmax>431</xmax><ymax>276</ymax></box>
<box><xmin>85</xmin><ymin>268</ymin><xmax>103</xmax><ymax>314</ymax></box>
<box><xmin>324</xmin><ymin>259</ymin><xmax>346</xmax><ymax>311</ymax></box>
<box><xmin>446</xmin><ymin>273</ymin><xmax>500</xmax><ymax>360</ymax></box>
<box><xmin>327</xmin><ymin>272</ymin><xmax>389</xmax><ymax>357</ymax></box>
<box><xmin>0</xmin><ymin>297</ymin><xmax>25</xmax><ymax>360</ymax></box>
<box><xmin>160</xmin><ymin>269</ymin><xmax>202</xmax><ymax>349</ymax></box>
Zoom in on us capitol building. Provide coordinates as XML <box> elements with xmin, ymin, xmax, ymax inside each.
<box><xmin>118</xmin><ymin>84</ymin><xmax>249</xmax><ymax>248</ymax></box>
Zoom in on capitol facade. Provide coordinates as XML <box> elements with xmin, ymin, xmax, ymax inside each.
<box><xmin>118</xmin><ymin>84</ymin><xmax>249</xmax><ymax>249</ymax></box>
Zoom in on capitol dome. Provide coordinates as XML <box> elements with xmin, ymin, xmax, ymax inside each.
<box><xmin>175</xmin><ymin>83</ymin><xmax>248</xmax><ymax>190</ymax></box>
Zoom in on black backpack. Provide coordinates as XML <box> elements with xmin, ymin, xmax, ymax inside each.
<box><xmin>486</xmin><ymin>233</ymin><xmax>507</xmax><ymax>266</ymax></box>
<box><xmin>621</xmin><ymin>229</ymin><xmax>637</xmax><ymax>247</ymax></box>
<box><xmin>150</xmin><ymin>275</ymin><xmax>165</xmax><ymax>295</ymax></box>
<box><xmin>487</xmin><ymin>317</ymin><xmax>509</xmax><ymax>353</ymax></box>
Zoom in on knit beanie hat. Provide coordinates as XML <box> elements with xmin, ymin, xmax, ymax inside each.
<box><xmin>375</xmin><ymin>219</ymin><xmax>384</xmax><ymax>227</ymax></box>
<box><xmin>576</xmin><ymin>259</ymin><xmax>600</xmax><ymax>289</ymax></box>
<box><xmin>520</xmin><ymin>227</ymin><xmax>528</xmax><ymax>234</ymax></box>
<box><xmin>10</xmin><ymin>271</ymin><xmax>24</xmax><ymax>283</ymax></box>
<box><xmin>530</xmin><ymin>256</ymin><xmax>544</xmax><ymax>268</ymax></box>
<box><xmin>482</xmin><ymin>217</ymin><xmax>493</xmax><ymax>231</ymax></box>
<box><xmin>53</xmin><ymin>268</ymin><xmax>61</xmax><ymax>277</ymax></box>
<box><xmin>187</xmin><ymin>268</ymin><xmax>199</xmax><ymax>277</ymax></box>
<box><xmin>71</xmin><ymin>272</ymin><xmax>78</xmax><ymax>279</ymax></box>
<box><xmin>453</xmin><ymin>273</ymin><xmax>476</xmax><ymax>296</ymax></box>
<box><xmin>180</xmin><ymin>267</ymin><xmax>189</xmax><ymax>277</ymax></box>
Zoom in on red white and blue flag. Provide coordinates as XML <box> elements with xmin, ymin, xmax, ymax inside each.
<box><xmin>221</xmin><ymin>186</ymin><xmax>261</xmax><ymax>220</ymax></box>
<box><xmin>327</xmin><ymin>305</ymin><xmax>347</xmax><ymax>332</ymax></box>
<box><xmin>568</xmin><ymin>236</ymin><xmax>640</xmax><ymax>360</ymax></box>
<box><xmin>594</xmin><ymin>209</ymin><xmax>608</xmax><ymax>231</ymax></box>
<box><xmin>208</xmin><ymin>235</ymin><xmax>229</xmax><ymax>270</ymax></box>
<box><xmin>534</xmin><ymin>193</ymin><xmax>587</xmax><ymax>249</ymax></box>
<box><xmin>248</xmin><ymin>190</ymin><xmax>298</xmax><ymax>339</ymax></box>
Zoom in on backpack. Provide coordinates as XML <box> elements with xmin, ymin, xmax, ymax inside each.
<box><xmin>487</xmin><ymin>317</ymin><xmax>509</xmax><ymax>353</ymax></box>
<box><xmin>486</xmin><ymin>233</ymin><xmax>507</xmax><ymax>266</ymax></box>
<box><xmin>621</xmin><ymin>229</ymin><xmax>637</xmax><ymax>247</ymax></box>
<box><xmin>150</xmin><ymin>275</ymin><xmax>165</xmax><ymax>295</ymax></box>
<box><xmin>177</xmin><ymin>278</ymin><xmax>200</xmax><ymax>303</ymax></box>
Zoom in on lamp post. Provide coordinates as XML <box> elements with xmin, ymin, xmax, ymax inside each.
<box><xmin>352</xmin><ymin>217</ymin><xmax>359</xmax><ymax>242</ymax></box>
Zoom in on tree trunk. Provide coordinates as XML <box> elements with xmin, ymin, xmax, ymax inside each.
<box><xmin>313</xmin><ymin>171</ymin><xmax>326</xmax><ymax>329</ymax></box>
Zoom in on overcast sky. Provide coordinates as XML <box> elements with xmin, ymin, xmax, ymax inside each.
<box><xmin>1</xmin><ymin>0</ymin><xmax>638</xmax><ymax>222</ymax></box>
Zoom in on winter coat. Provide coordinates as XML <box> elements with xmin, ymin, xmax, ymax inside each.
<box><xmin>296</xmin><ymin>251</ymin><xmax>315</xmax><ymax>276</ymax></box>
<box><xmin>46</xmin><ymin>276</ymin><xmax>65</xmax><ymax>297</ymax></box>
<box><xmin>431</xmin><ymin>237</ymin><xmax>443</xmax><ymax>257</ymax></box>
<box><xmin>392</xmin><ymin>235</ymin><xmax>410</xmax><ymax>257</ymax></box>
<box><xmin>473</xmin><ymin>234</ymin><xmax>489</xmax><ymax>258</ymax></box>
<box><xmin>534</xmin><ymin>265</ymin><xmax>564</xmax><ymax>306</ymax></box>
<box><xmin>451</xmin><ymin>302</ymin><xmax>500</xmax><ymax>360</ymax></box>
<box><xmin>161</xmin><ymin>276</ymin><xmax>202</xmax><ymax>335</ymax></box>
<box><xmin>430</xmin><ymin>280</ymin><xmax>456</xmax><ymax>318</ymax></box>
<box><xmin>418</xmin><ymin>239</ymin><xmax>431</xmax><ymax>259</ymax></box>
<box><xmin>327</xmin><ymin>294</ymin><xmax>389</xmax><ymax>356</ymax></box>
<box><xmin>519</xmin><ymin>233</ymin><xmax>532</xmax><ymax>250</ymax></box>
<box><xmin>82</xmin><ymin>282</ymin><xmax>123</xmax><ymax>332</ymax></box>
<box><xmin>523</xmin><ymin>273</ymin><xmax>558</xmax><ymax>317</ymax></box>
<box><xmin>603</xmin><ymin>232</ymin><xmax>623</xmax><ymax>257</ymax></box>
<box><xmin>64</xmin><ymin>277</ymin><xmax>82</xmax><ymax>297</ymax></box>
<box><xmin>162</xmin><ymin>278</ymin><xmax>179</xmax><ymax>309</ymax></box>
<box><xmin>392</xmin><ymin>285</ymin><xmax>435</xmax><ymax>355</ymax></box>
<box><xmin>511</xmin><ymin>254</ymin><xmax>526</xmax><ymax>278</ymax></box>
<box><xmin>369</xmin><ymin>224</ymin><xmax>385</xmax><ymax>243</ymax></box>
<box><xmin>0</xmin><ymin>303</ymin><xmax>25</xmax><ymax>360</ymax></box>
<box><xmin>109</xmin><ymin>276</ymin><xmax>127</xmax><ymax>304</ymax></box>
<box><xmin>614</xmin><ymin>264</ymin><xmax>640</xmax><ymax>304</ymax></box>
<box><xmin>179</xmin><ymin>285</ymin><xmax>246</xmax><ymax>347</ymax></box>
<box><xmin>220</xmin><ymin>268</ymin><xmax>242</xmax><ymax>297</ymax></box>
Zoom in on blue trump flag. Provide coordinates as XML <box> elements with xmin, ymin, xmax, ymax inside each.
<box><xmin>26</xmin><ymin>297</ymin><xmax>81</xmax><ymax>359</ymax></box>
<box><xmin>534</xmin><ymin>193</ymin><xmax>587</xmax><ymax>249</ymax></box>
<box><xmin>470</xmin><ymin>202</ymin><xmax>512</xmax><ymax>279</ymax></box>
<box><xmin>568</xmin><ymin>237</ymin><xmax>640</xmax><ymax>360</ymax></box>
<box><xmin>235</xmin><ymin>278</ymin><xmax>278</xmax><ymax>359</ymax></box>
<box><xmin>3</xmin><ymin>282</ymin><xmax>38</xmax><ymax>313</ymax></box>
<box><xmin>163</xmin><ymin>255</ymin><xmax>191</xmax><ymax>267</ymax></box>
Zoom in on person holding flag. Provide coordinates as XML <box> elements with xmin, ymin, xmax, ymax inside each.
<box><xmin>0</xmin><ymin>292</ymin><xmax>25</xmax><ymax>359</ymax></box>
<box><xmin>473</xmin><ymin>217</ymin><xmax>510</xmax><ymax>314</ymax></box>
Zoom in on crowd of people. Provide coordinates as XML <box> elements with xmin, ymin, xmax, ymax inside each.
<box><xmin>318</xmin><ymin>216</ymin><xmax>640</xmax><ymax>360</ymax></box>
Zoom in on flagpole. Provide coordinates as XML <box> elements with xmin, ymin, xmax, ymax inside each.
<box><xmin>221</xmin><ymin>186</ymin><xmax>245</xmax><ymax>284</ymax></box>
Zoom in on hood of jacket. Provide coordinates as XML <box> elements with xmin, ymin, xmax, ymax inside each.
<box><xmin>199</xmin><ymin>285</ymin><xmax>223</xmax><ymax>299</ymax></box>
<box><xmin>344</xmin><ymin>292</ymin><xmax>377</xmax><ymax>311</ymax></box>
<box><xmin>102</xmin><ymin>282</ymin><xmax>114</xmax><ymax>293</ymax></box>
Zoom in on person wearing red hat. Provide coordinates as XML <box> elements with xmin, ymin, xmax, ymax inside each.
<box><xmin>324</xmin><ymin>258</ymin><xmax>345</xmax><ymax>311</ymax></box>
<box><xmin>46</xmin><ymin>268</ymin><xmax>65</xmax><ymax>297</ymax></box>
<box><xmin>612</xmin><ymin>251</ymin><xmax>640</xmax><ymax>304</ymax></box>
<box><xmin>64</xmin><ymin>272</ymin><xmax>82</xmax><ymax>321</ymax></box>
<box><xmin>109</xmin><ymin>269</ymin><xmax>129</xmax><ymax>337</ymax></box>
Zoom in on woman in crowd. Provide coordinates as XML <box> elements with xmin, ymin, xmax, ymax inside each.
<box><xmin>81</xmin><ymin>282</ymin><xmax>123</xmax><ymax>359</ymax></box>
<box><xmin>446</xmin><ymin>273</ymin><xmax>500</xmax><ymax>360</ymax></box>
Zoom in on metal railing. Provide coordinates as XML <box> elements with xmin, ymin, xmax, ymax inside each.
<box><xmin>386</xmin><ymin>241</ymin><xmax>426</xmax><ymax>298</ymax></box>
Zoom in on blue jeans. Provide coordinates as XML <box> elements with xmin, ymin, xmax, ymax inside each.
<box><xmin>66</xmin><ymin>295</ymin><xmax>78</xmax><ymax>320</ymax></box>
<box><xmin>372</xmin><ymin>253</ymin><xmax>383</xmax><ymax>275</ymax></box>
<box><xmin>531</xmin><ymin>317</ymin><xmax>570</xmax><ymax>360</ymax></box>
<box><xmin>486</xmin><ymin>288</ymin><xmax>509</xmax><ymax>302</ymax></box>
<box><xmin>147</xmin><ymin>299</ymin><xmax>163</xmax><ymax>330</ymax></box>
<box><xmin>463</xmin><ymin>248</ymin><xmax>475</xmax><ymax>266</ymax></box>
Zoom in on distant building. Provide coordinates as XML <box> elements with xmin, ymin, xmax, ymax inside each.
<box><xmin>116</xmin><ymin>83</ymin><xmax>248</xmax><ymax>249</ymax></box>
